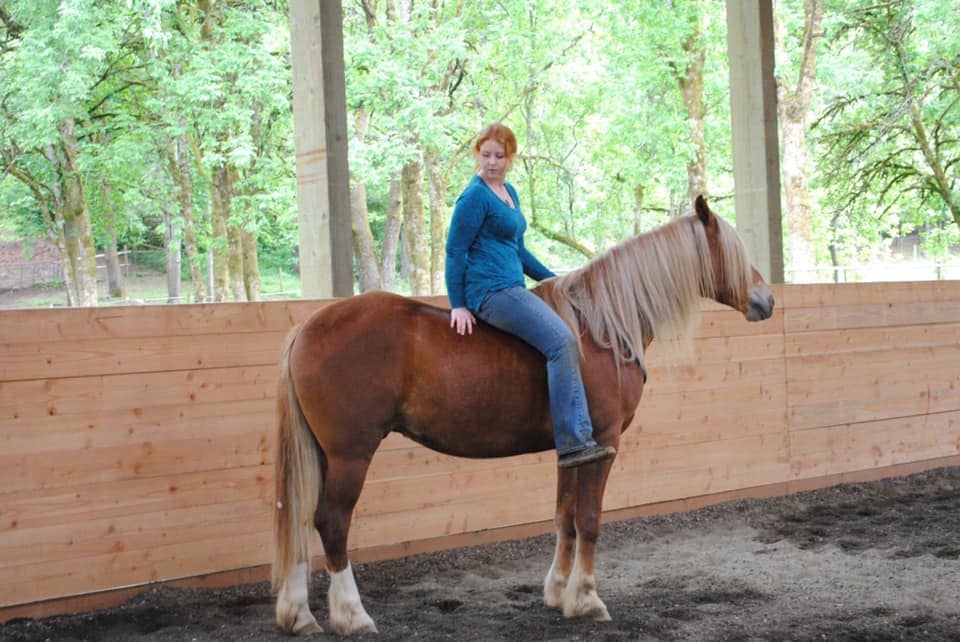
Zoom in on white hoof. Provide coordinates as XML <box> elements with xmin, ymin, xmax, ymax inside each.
<box><xmin>276</xmin><ymin>562</ymin><xmax>323</xmax><ymax>634</ymax></box>
<box><xmin>276</xmin><ymin>601</ymin><xmax>323</xmax><ymax>635</ymax></box>
<box><xmin>562</xmin><ymin>573</ymin><xmax>611</xmax><ymax>621</ymax></box>
<box><xmin>328</xmin><ymin>563</ymin><xmax>378</xmax><ymax>635</ymax></box>
<box><xmin>543</xmin><ymin>570</ymin><xmax>566</xmax><ymax>609</ymax></box>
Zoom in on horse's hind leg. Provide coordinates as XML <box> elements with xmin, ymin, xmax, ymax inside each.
<box><xmin>316</xmin><ymin>455</ymin><xmax>378</xmax><ymax>635</ymax></box>
<box><xmin>544</xmin><ymin>467</ymin><xmax>578</xmax><ymax>608</ymax></box>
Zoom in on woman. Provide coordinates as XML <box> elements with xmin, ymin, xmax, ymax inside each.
<box><xmin>444</xmin><ymin>123</ymin><xmax>616</xmax><ymax>468</ymax></box>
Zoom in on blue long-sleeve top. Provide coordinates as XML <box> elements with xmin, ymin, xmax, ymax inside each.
<box><xmin>445</xmin><ymin>175</ymin><xmax>555</xmax><ymax>311</ymax></box>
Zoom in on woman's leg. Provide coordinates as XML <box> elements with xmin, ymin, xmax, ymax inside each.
<box><xmin>477</xmin><ymin>287</ymin><xmax>603</xmax><ymax>456</ymax></box>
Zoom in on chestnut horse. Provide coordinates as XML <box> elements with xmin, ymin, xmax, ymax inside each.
<box><xmin>272</xmin><ymin>196</ymin><xmax>775</xmax><ymax>635</ymax></box>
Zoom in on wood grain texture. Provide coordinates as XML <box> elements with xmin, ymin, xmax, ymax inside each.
<box><xmin>1</xmin><ymin>281</ymin><xmax>959</xmax><ymax>609</ymax></box>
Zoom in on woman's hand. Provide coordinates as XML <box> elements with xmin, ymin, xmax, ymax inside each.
<box><xmin>450</xmin><ymin>307</ymin><xmax>476</xmax><ymax>335</ymax></box>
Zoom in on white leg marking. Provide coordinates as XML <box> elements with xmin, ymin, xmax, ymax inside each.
<box><xmin>543</xmin><ymin>535</ymin><xmax>568</xmax><ymax>608</ymax></box>
<box><xmin>561</xmin><ymin>552</ymin><xmax>611</xmax><ymax>621</ymax></box>
<box><xmin>276</xmin><ymin>562</ymin><xmax>322</xmax><ymax>634</ymax></box>
<box><xmin>328</xmin><ymin>562</ymin><xmax>378</xmax><ymax>635</ymax></box>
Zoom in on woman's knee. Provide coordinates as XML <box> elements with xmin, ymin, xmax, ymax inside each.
<box><xmin>544</xmin><ymin>324</ymin><xmax>579</xmax><ymax>361</ymax></box>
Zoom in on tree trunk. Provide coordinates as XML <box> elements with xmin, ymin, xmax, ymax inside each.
<box><xmin>401</xmin><ymin>157</ymin><xmax>430</xmax><ymax>295</ymax></box>
<box><xmin>350</xmin><ymin>109</ymin><xmax>382</xmax><ymax>292</ymax></box>
<box><xmin>210</xmin><ymin>165</ymin><xmax>232</xmax><ymax>302</ymax></box>
<box><xmin>55</xmin><ymin>120</ymin><xmax>98</xmax><ymax>307</ymax></box>
<box><xmin>676</xmin><ymin>21</ymin><xmax>708</xmax><ymax>205</ymax></box>
<box><xmin>633</xmin><ymin>184</ymin><xmax>646</xmax><ymax>235</ymax></box>
<box><xmin>426</xmin><ymin>150</ymin><xmax>447</xmax><ymax>294</ymax></box>
<box><xmin>162</xmin><ymin>206</ymin><xmax>182</xmax><ymax>303</ymax></box>
<box><xmin>351</xmin><ymin>179</ymin><xmax>382</xmax><ymax>292</ymax></box>
<box><xmin>226</xmin><ymin>163</ymin><xmax>246</xmax><ymax>301</ymax></box>
<box><xmin>228</xmin><ymin>223</ymin><xmax>246</xmax><ymax>301</ymax></box>
<box><xmin>171</xmin><ymin>131</ymin><xmax>206</xmax><ymax>302</ymax></box>
<box><xmin>240</xmin><ymin>228</ymin><xmax>260</xmax><ymax>301</ymax></box>
<box><xmin>775</xmin><ymin>0</ymin><xmax>823</xmax><ymax>278</ymax></box>
<box><xmin>380</xmin><ymin>172</ymin><xmax>403</xmax><ymax>292</ymax></box>
<box><xmin>100</xmin><ymin>183</ymin><xmax>126</xmax><ymax>299</ymax></box>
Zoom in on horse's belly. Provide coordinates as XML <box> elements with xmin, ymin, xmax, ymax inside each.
<box><xmin>395</xmin><ymin>406</ymin><xmax>554</xmax><ymax>459</ymax></box>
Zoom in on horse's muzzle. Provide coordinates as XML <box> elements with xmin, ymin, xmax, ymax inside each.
<box><xmin>745</xmin><ymin>287</ymin><xmax>775</xmax><ymax>322</ymax></box>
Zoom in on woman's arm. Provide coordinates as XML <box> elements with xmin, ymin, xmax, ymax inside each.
<box><xmin>519</xmin><ymin>235</ymin><xmax>556</xmax><ymax>281</ymax></box>
<box><xmin>444</xmin><ymin>188</ymin><xmax>485</xmax><ymax>310</ymax></box>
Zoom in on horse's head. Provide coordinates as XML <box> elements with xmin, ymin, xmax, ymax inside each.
<box><xmin>694</xmin><ymin>195</ymin><xmax>775</xmax><ymax>322</ymax></box>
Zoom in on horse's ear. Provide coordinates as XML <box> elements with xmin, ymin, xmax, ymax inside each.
<box><xmin>694</xmin><ymin>195</ymin><xmax>713</xmax><ymax>227</ymax></box>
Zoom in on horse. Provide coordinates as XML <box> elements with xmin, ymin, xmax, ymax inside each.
<box><xmin>272</xmin><ymin>195</ymin><xmax>776</xmax><ymax>635</ymax></box>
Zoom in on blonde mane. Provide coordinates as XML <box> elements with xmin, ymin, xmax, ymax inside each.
<box><xmin>544</xmin><ymin>214</ymin><xmax>753</xmax><ymax>373</ymax></box>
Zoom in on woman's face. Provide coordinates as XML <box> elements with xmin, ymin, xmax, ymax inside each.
<box><xmin>477</xmin><ymin>139</ymin><xmax>511</xmax><ymax>182</ymax></box>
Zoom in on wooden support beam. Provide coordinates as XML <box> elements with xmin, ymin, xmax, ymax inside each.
<box><xmin>725</xmin><ymin>0</ymin><xmax>784</xmax><ymax>283</ymax></box>
<box><xmin>289</xmin><ymin>0</ymin><xmax>353</xmax><ymax>298</ymax></box>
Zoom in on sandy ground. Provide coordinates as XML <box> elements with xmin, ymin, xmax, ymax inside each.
<box><xmin>2</xmin><ymin>466</ymin><xmax>959</xmax><ymax>642</ymax></box>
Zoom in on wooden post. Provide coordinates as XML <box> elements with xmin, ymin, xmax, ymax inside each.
<box><xmin>725</xmin><ymin>0</ymin><xmax>784</xmax><ymax>283</ymax></box>
<box><xmin>289</xmin><ymin>0</ymin><xmax>353</xmax><ymax>298</ymax></box>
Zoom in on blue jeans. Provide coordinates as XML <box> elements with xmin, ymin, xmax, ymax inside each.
<box><xmin>476</xmin><ymin>286</ymin><xmax>597</xmax><ymax>455</ymax></box>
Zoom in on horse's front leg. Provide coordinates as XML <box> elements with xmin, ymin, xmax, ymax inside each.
<box><xmin>562</xmin><ymin>457</ymin><xmax>614</xmax><ymax>621</ymax></box>
<box><xmin>544</xmin><ymin>466</ymin><xmax>578</xmax><ymax>608</ymax></box>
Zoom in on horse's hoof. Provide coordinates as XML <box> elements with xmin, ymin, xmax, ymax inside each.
<box><xmin>563</xmin><ymin>601</ymin><xmax>611</xmax><ymax>622</ymax></box>
<box><xmin>543</xmin><ymin>590</ymin><xmax>562</xmax><ymax>609</ymax></box>
<box><xmin>277</xmin><ymin>603</ymin><xmax>323</xmax><ymax>635</ymax></box>
<box><xmin>294</xmin><ymin>618</ymin><xmax>324</xmax><ymax>635</ymax></box>
<box><xmin>329</xmin><ymin>613</ymin><xmax>378</xmax><ymax>636</ymax></box>
<box><xmin>543</xmin><ymin>574</ymin><xmax>566</xmax><ymax>609</ymax></box>
<box><xmin>561</xmin><ymin>585</ymin><xmax>610</xmax><ymax>622</ymax></box>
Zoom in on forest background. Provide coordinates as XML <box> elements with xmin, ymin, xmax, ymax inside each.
<box><xmin>0</xmin><ymin>0</ymin><xmax>958</xmax><ymax>307</ymax></box>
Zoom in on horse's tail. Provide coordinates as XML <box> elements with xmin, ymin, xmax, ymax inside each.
<box><xmin>272</xmin><ymin>325</ymin><xmax>322</xmax><ymax>596</ymax></box>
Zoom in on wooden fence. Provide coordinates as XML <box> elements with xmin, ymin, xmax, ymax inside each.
<box><xmin>2</xmin><ymin>282</ymin><xmax>959</xmax><ymax>620</ymax></box>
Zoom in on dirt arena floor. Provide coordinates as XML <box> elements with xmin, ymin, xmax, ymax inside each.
<box><xmin>3</xmin><ymin>466</ymin><xmax>959</xmax><ymax>642</ymax></box>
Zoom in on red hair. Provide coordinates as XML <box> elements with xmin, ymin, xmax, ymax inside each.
<box><xmin>472</xmin><ymin>123</ymin><xmax>518</xmax><ymax>165</ymax></box>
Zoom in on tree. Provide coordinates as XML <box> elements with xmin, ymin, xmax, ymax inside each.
<box><xmin>774</xmin><ymin>0</ymin><xmax>824</xmax><ymax>275</ymax></box>
<box><xmin>0</xmin><ymin>0</ymin><xmax>145</xmax><ymax>305</ymax></box>
<box><xmin>814</xmin><ymin>0</ymin><xmax>960</xmax><ymax>240</ymax></box>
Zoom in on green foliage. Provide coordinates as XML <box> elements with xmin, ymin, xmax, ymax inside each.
<box><xmin>2</xmin><ymin>0</ymin><xmax>958</xmax><ymax>306</ymax></box>
<box><xmin>812</xmin><ymin>0</ymin><xmax>960</xmax><ymax>253</ymax></box>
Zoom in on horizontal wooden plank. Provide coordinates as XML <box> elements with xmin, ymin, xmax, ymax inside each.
<box><xmin>0</xmin><ymin>296</ymin><xmax>450</xmax><ymax>348</ymax></box>
<box><xmin>0</xmin><ymin>428</ymin><xmax>271</xmax><ymax>494</ymax></box>
<box><xmin>694</xmin><ymin>307</ymin><xmax>784</xmax><ymax>339</ymax></box>
<box><xmin>1</xmin><ymin>365</ymin><xmax>276</xmax><ymax>423</ymax></box>
<box><xmin>782</xmin><ymin>281</ymin><xmax>960</xmax><ymax>308</ymax></box>
<box><xmin>645</xmin><ymin>331</ymin><xmax>784</xmax><ymax>367</ymax></box>
<box><xmin>0</xmin><ymin>300</ymin><xmax>328</xmax><ymax>345</ymax></box>
<box><xmin>1</xmin><ymin>331</ymin><xmax>290</xmax><ymax>382</ymax></box>
<box><xmin>357</xmin><ymin>458</ymin><xmax>556</xmax><ymax>520</ymax></box>
<box><xmin>365</xmin><ymin>446</ymin><xmax>551</xmax><ymax>483</ymax></box>
<box><xmin>2</xmin><ymin>400</ymin><xmax>273</xmax><ymax>455</ymax></box>
<box><xmin>787</xmin><ymin>345</ymin><xmax>960</xmax><ymax>429</ymax></box>
<box><xmin>787</xmin><ymin>345</ymin><xmax>960</xmax><ymax>384</ymax></box>
<box><xmin>629</xmin><ymin>390</ymin><xmax>786</xmax><ymax>446</ymax></box>
<box><xmin>784</xmin><ymin>322</ymin><xmax>960</xmax><ymax>357</ymax></box>
<box><xmin>784</xmin><ymin>300</ymin><xmax>960</xmax><ymax>333</ymax></box>
<box><xmin>351</xmin><ymin>477</ymin><xmax>557</xmax><ymax>548</ymax></box>
<box><xmin>0</xmin><ymin>466</ymin><xmax>270</xmax><ymax>535</ymax></box>
<box><xmin>1</xmin><ymin>497</ymin><xmax>269</xmax><ymax>573</ymax></box>
<box><xmin>0</xmin><ymin>529</ymin><xmax>271</xmax><ymax>607</ymax></box>
<box><xmin>789</xmin><ymin>411</ymin><xmax>960</xmax><ymax>480</ymax></box>
<box><xmin>357</xmin><ymin>433</ymin><xmax>787</xmax><ymax>547</ymax></box>
<box><xmin>605</xmin><ymin>432</ymin><xmax>791</xmax><ymax>507</ymax></box>
<box><xmin>644</xmin><ymin>355</ymin><xmax>785</xmax><ymax>396</ymax></box>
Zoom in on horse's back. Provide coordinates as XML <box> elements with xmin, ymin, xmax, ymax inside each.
<box><xmin>289</xmin><ymin>291</ymin><xmax>554</xmax><ymax>457</ymax></box>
